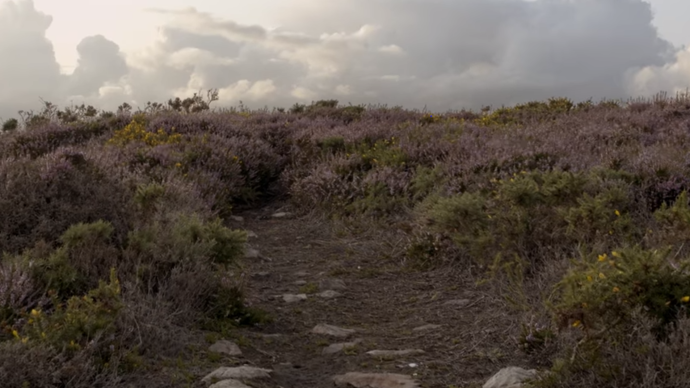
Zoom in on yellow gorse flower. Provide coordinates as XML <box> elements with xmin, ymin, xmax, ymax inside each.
<box><xmin>611</xmin><ymin>251</ymin><xmax>621</xmax><ymax>258</ymax></box>
<box><xmin>682</xmin><ymin>296</ymin><xmax>690</xmax><ymax>303</ymax></box>
<box><xmin>598</xmin><ymin>253</ymin><xmax>608</xmax><ymax>262</ymax></box>
<box><xmin>615</xmin><ymin>210</ymin><xmax>620</xmax><ymax>217</ymax></box>
<box><xmin>572</xmin><ymin>320</ymin><xmax>582</xmax><ymax>328</ymax></box>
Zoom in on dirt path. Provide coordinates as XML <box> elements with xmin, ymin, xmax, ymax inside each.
<box><xmin>223</xmin><ymin>202</ymin><xmax>525</xmax><ymax>388</ymax></box>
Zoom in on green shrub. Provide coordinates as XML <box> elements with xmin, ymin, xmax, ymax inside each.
<box><xmin>410</xmin><ymin>165</ymin><xmax>445</xmax><ymax>200</ymax></box>
<box><xmin>133</xmin><ymin>182</ymin><xmax>166</xmax><ymax>218</ymax></box>
<box><xmin>654</xmin><ymin>190</ymin><xmax>690</xmax><ymax>247</ymax></box>
<box><xmin>318</xmin><ymin>136</ymin><xmax>346</xmax><ymax>155</ymax></box>
<box><xmin>553</xmin><ymin>246</ymin><xmax>690</xmax><ymax>340</ymax></box>
<box><xmin>17</xmin><ymin>268</ymin><xmax>122</xmax><ymax>359</ymax></box>
<box><xmin>2</xmin><ymin>118</ymin><xmax>18</xmax><ymax>132</ymax></box>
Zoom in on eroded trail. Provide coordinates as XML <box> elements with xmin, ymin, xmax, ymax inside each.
<box><xmin>211</xmin><ymin>202</ymin><xmax>523</xmax><ymax>388</ymax></box>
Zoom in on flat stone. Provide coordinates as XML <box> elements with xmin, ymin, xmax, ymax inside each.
<box><xmin>201</xmin><ymin>366</ymin><xmax>272</xmax><ymax>383</ymax></box>
<box><xmin>311</xmin><ymin>324</ymin><xmax>356</xmax><ymax>338</ymax></box>
<box><xmin>483</xmin><ymin>367</ymin><xmax>538</xmax><ymax>388</ymax></box>
<box><xmin>245</xmin><ymin>248</ymin><xmax>261</xmax><ymax>259</ymax></box>
<box><xmin>366</xmin><ymin>349</ymin><xmax>425</xmax><ymax>358</ymax></box>
<box><xmin>294</xmin><ymin>270</ymin><xmax>309</xmax><ymax>277</ymax></box>
<box><xmin>319</xmin><ymin>278</ymin><xmax>346</xmax><ymax>290</ymax></box>
<box><xmin>318</xmin><ymin>290</ymin><xmax>341</xmax><ymax>299</ymax></box>
<box><xmin>271</xmin><ymin>212</ymin><xmax>293</xmax><ymax>218</ymax></box>
<box><xmin>208</xmin><ymin>340</ymin><xmax>242</xmax><ymax>356</ymax></box>
<box><xmin>322</xmin><ymin>339</ymin><xmax>362</xmax><ymax>355</ymax></box>
<box><xmin>283</xmin><ymin>294</ymin><xmax>307</xmax><ymax>303</ymax></box>
<box><xmin>246</xmin><ymin>230</ymin><xmax>258</xmax><ymax>238</ymax></box>
<box><xmin>444</xmin><ymin>299</ymin><xmax>471</xmax><ymax>307</ymax></box>
<box><xmin>333</xmin><ymin>372</ymin><xmax>419</xmax><ymax>388</ymax></box>
<box><xmin>294</xmin><ymin>280</ymin><xmax>307</xmax><ymax>285</ymax></box>
<box><xmin>412</xmin><ymin>324</ymin><xmax>442</xmax><ymax>332</ymax></box>
<box><xmin>229</xmin><ymin>216</ymin><xmax>244</xmax><ymax>222</ymax></box>
<box><xmin>209</xmin><ymin>379</ymin><xmax>251</xmax><ymax>388</ymax></box>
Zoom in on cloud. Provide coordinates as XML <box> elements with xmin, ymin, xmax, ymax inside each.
<box><xmin>1</xmin><ymin>0</ymin><xmax>689</xmax><ymax>120</ymax></box>
<box><xmin>0</xmin><ymin>0</ymin><xmax>63</xmax><ymax>114</ymax></box>
<box><xmin>628</xmin><ymin>46</ymin><xmax>690</xmax><ymax>97</ymax></box>
<box><xmin>67</xmin><ymin>35</ymin><xmax>129</xmax><ymax>97</ymax></box>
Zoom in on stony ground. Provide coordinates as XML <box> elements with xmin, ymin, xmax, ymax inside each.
<box><xmin>189</xmin><ymin>202</ymin><xmax>536</xmax><ymax>388</ymax></box>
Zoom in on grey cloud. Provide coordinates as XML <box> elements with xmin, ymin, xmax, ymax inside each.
<box><xmin>0</xmin><ymin>0</ymin><xmax>63</xmax><ymax>117</ymax></box>
<box><xmin>2</xmin><ymin>0</ymin><xmax>689</xmax><ymax>120</ymax></box>
<box><xmin>68</xmin><ymin>35</ymin><xmax>129</xmax><ymax>97</ymax></box>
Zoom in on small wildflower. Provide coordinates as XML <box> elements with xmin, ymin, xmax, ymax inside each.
<box><xmin>598</xmin><ymin>253</ymin><xmax>608</xmax><ymax>262</ymax></box>
<box><xmin>682</xmin><ymin>296</ymin><xmax>690</xmax><ymax>303</ymax></box>
<box><xmin>612</xmin><ymin>287</ymin><xmax>620</xmax><ymax>292</ymax></box>
<box><xmin>611</xmin><ymin>251</ymin><xmax>621</xmax><ymax>258</ymax></box>
<box><xmin>599</xmin><ymin>272</ymin><xmax>606</xmax><ymax>279</ymax></box>
<box><xmin>30</xmin><ymin>309</ymin><xmax>39</xmax><ymax>317</ymax></box>
<box><xmin>587</xmin><ymin>275</ymin><xmax>593</xmax><ymax>282</ymax></box>
<box><xmin>12</xmin><ymin>330</ymin><xmax>19</xmax><ymax>339</ymax></box>
<box><xmin>615</xmin><ymin>210</ymin><xmax>620</xmax><ymax>217</ymax></box>
<box><xmin>572</xmin><ymin>320</ymin><xmax>581</xmax><ymax>328</ymax></box>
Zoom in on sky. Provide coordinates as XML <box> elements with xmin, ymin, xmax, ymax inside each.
<box><xmin>1</xmin><ymin>0</ymin><xmax>690</xmax><ymax>120</ymax></box>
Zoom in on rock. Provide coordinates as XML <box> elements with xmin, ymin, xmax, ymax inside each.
<box><xmin>311</xmin><ymin>324</ymin><xmax>356</xmax><ymax>338</ymax></box>
<box><xmin>283</xmin><ymin>294</ymin><xmax>307</xmax><ymax>303</ymax></box>
<box><xmin>294</xmin><ymin>280</ymin><xmax>307</xmax><ymax>285</ymax></box>
<box><xmin>444</xmin><ymin>299</ymin><xmax>471</xmax><ymax>307</ymax></box>
<box><xmin>209</xmin><ymin>379</ymin><xmax>251</xmax><ymax>388</ymax></box>
<box><xmin>246</xmin><ymin>230</ymin><xmax>258</xmax><ymax>238</ymax></box>
<box><xmin>333</xmin><ymin>372</ymin><xmax>419</xmax><ymax>388</ymax></box>
<box><xmin>201</xmin><ymin>365</ymin><xmax>272</xmax><ymax>383</ymax></box>
<box><xmin>318</xmin><ymin>290</ymin><xmax>341</xmax><ymax>299</ymax></box>
<box><xmin>208</xmin><ymin>340</ymin><xmax>242</xmax><ymax>356</ymax></box>
<box><xmin>319</xmin><ymin>278</ymin><xmax>347</xmax><ymax>290</ymax></box>
<box><xmin>323</xmin><ymin>339</ymin><xmax>362</xmax><ymax>355</ymax></box>
<box><xmin>482</xmin><ymin>367</ymin><xmax>538</xmax><ymax>388</ymax></box>
<box><xmin>271</xmin><ymin>212</ymin><xmax>293</xmax><ymax>218</ymax></box>
<box><xmin>245</xmin><ymin>248</ymin><xmax>261</xmax><ymax>259</ymax></box>
<box><xmin>294</xmin><ymin>270</ymin><xmax>309</xmax><ymax>277</ymax></box>
<box><xmin>412</xmin><ymin>324</ymin><xmax>442</xmax><ymax>332</ymax></box>
<box><xmin>230</xmin><ymin>216</ymin><xmax>244</xmax><ymax>222</ymax></box>
<box><xmin>366</xmin><ymin>349</ymin><xmax>425</xmax><ymax>358</ymax></box>
<box><xmin>252</xmin><ymin>271</ymin><xmax>270</xmax><ymax>279</ymax></box>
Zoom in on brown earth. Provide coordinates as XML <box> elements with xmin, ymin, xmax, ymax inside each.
<box><xmin>213</xmin><ymin>202</ymin><xmax>533</xmax><ymax>388</ymax></box>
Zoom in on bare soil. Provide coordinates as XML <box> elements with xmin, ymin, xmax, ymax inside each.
<box><xmin>221</xmin><ymin>202</ymin><xmax>531</xmax><ymax>388</ymax></box>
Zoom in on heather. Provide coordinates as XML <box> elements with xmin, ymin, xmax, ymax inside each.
<box><xmin>1</xmin><ymin>91</ymin><xmax>690</xmax><ymax>386</ymax></box>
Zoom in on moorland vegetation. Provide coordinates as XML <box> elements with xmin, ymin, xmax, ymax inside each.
<box><xmin>2</xmin><ymin>89</ymin><xmax>690</xmax><ymax>387</ymax></box>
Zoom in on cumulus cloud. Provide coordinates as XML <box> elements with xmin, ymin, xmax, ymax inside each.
<box><xmin>68</xmin><ymin>35</ymin><xmax>128</xmax><ymax>97</ymax></box>
<box><xmin>0</xmin><ymin>0</ymin><xmax>63</xmax><ymax>113</ymax></box>
<box><xmin>1</xmin><ymin>0</ymin><xmax>690</xmax><ymax>120</ymax></box>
